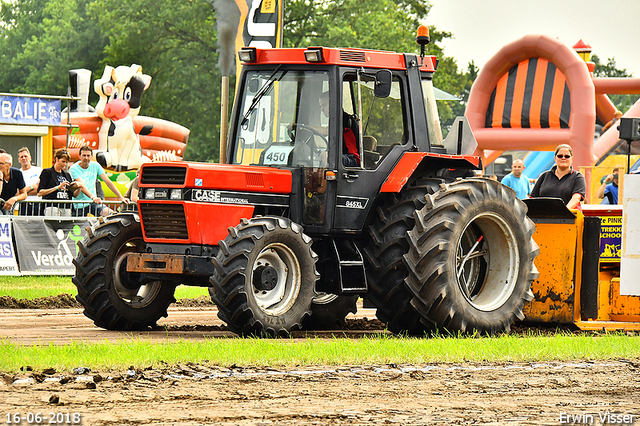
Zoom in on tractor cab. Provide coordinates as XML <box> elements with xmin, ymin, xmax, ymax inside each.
<box><xmin>229</xmin><ymin>46</ymin><xmax>444</xmax><ymax>234</ymax></box>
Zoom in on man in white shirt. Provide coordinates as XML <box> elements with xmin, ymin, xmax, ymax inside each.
<box><xmin>18</xmin><ymin>147</ymin><xmax>42</xmax><ymax>215</ymax></box>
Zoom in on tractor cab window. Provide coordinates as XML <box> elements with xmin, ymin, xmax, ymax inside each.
<box><xmin>421</xmin><ymin>77</ymin><xmax>444</xmax><ymax>148</ymax></box>
<box><xmin>232</xmin><ymin>70</ymin><xmax>330</xmax><ymax>167</ymax></box>
<box><xmin>343</xmin><ymin>72</ymin><xmax>407</xmax><ymax>170</ymax></box>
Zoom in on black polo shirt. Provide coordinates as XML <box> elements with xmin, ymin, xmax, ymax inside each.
<box><xmin>531</xmin><ymin>166</ymin><xmax>586</xmax><ymax>205</ymax></box>
<box><xmin>0</xmin><ymin>167</ymin><xmax>26</xmax><ymax>201</ymax></box>
<box><xmin>38</xmin><ymin>167</ymin><xmax>75</xmax><ymax>200</ymax></box>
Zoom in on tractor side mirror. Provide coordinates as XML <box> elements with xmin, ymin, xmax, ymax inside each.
<box><xmin>374</xmin><ymin>70</ymin><xmax>392</xmax><ymax>98</ymax></box>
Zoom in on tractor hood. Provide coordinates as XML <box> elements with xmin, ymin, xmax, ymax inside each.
<box><xmin>139</xmin><ymin>162</ymin><xmax>293</xmax><ymax>194</ymax></box>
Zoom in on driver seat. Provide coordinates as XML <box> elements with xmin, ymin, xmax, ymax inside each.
<box><xmin>363</xmin><ymin>136</ymin><xmax>381</xmax><ymax>169</ymax></box>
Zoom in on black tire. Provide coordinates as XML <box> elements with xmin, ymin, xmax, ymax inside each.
<box><xmin>72</xmin><ymin>214</ymin><xmax>176</xmax><ymax>330</ymax></box>
<box><xmin>303</xmin><ymin>293</ymin><xmax>358</xmax><ymax>330</ymax></box>
<box><xmin>209</xmin><ymin>217</ymin><xmax>318</xmax><ymax>337</ymax></box>
<box><xmin>404</xmin><ymin>178</ymin><xmax>539</xmax><ymax>335</ymax></box>
<box><xmin>362</xmin><ymin>179</ymin><xmax>441</xmax><ymax>335</ymax></box>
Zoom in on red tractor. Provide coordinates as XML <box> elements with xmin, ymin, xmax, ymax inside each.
<box><xmin>73</xmin><ymin>30</ymin><xmax>539</xmax><ymax>336</ymax></box>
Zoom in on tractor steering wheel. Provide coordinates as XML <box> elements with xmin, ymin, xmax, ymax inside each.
<box><xmin>288</xmin><ymin>123</ymin><xmax>328</xmax><ymax>147</ymax></box>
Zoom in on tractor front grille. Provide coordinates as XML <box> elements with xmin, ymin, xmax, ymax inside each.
<box><xmin>140</xmin><ymin>166</ymin><xmax>187</xmax><ymax>185</ymax></box>
<box><xmin>139</xmin><ymin>203</ymin><xmax>188</xmax><ymax>240</ymax></box>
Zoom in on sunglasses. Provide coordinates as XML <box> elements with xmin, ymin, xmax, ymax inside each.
<box><xmin>556</xmin><ymin>154</ymin><xmax>572</xmax><ymax>159</ymax></box>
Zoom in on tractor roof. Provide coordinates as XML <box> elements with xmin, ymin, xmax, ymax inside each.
<box><xmin>238</xmin><ymin>46</ymin><xmax>437</xmax><ymax>73</ymax></box>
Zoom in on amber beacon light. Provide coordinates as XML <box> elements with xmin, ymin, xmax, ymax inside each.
<box><xmin>416</xmin><ymin>25</ymin><xmax>430</xmax><ymax>65</ymax></box>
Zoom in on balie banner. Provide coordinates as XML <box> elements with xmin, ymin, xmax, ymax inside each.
<box><xmin>12</xmin><ymin>217</ymin><xmax>96</xmax><ymax>275</ymax></box>
<box><xmin>0</xmin><ymin>95</ymin><xmax>61</xmax><ymax>126</ymax></box>
<box><xmin>0</xmin><ymin>217</ymin><xmax>19</xmax><ymax>275</ymax></box>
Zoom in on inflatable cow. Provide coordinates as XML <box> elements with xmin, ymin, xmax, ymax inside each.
<box><xmin>94</xmin><ymin>64</ymin><xmax>152</xmax><ymax>171</ymax></box>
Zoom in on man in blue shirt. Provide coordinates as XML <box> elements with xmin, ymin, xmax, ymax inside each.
<box><xmin>70</xmin><ymin>146</ymin><xmax>128</xmax><ymax>217</ymax></box>
<box><xmin>500</xmin><ymin>159</ymin><xmax>531</xmax><ymax>199</ymax></box>
<box><xmin>597</xmin><ymin>168</ymin><xmax>620</xmax><ymax>204</ymax></box>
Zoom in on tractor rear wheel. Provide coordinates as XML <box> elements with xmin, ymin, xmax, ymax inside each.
<box><xmin>72</xmin><ymin>214</ymin><xmax>176</xmax><ymax>330</ymax></box>
<box><xmin>362</xmin><ymin>179</ymin><xmax>440</xmax><ymax>335</ymax></box>
<box><xmin>209</xmin><ymin>217</ymin><xmax>318</xmax><ymax>337</ymax></box>
<box><xmin>404</xmin><ymin>178</ymin><xmax>539</xmax><ymax>335</ymax></box>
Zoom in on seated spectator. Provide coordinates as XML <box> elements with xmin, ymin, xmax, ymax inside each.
<box><xmin>37</xmin><ymin>149</ymin><xmax>86</xmax><ymax>216</ymax></box>
<box><xmin>0</xmin><ymin>153</ymin><xmax>27</xmax><ymax>215</ymax></box>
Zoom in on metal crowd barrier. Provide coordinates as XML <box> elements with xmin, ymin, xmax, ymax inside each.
<box><xmin>7</xmin><ymin>199</ymin><xmax>136</xmax><ymax>217</ymax></box>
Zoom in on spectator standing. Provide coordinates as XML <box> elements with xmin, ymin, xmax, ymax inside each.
<box><xmin>70</xmin><ymin>145</ymin><xmax>127</xmax><ymax>217</ymax></box>
<box><xmin>37</xmin><ymin>149</ymin><xmax>86</xmax><ymax>215</ymax></box>
<box><xmin>530</xmin><ymin>144</ymin><xmax>586</xmax><ymax>210</ymax></box>
<box><xmin>500</xmin><ymin>159</ymin><xmax>531</xmax><ymax>199</ymax></box>
<box><xmin>597</xmin><ymin>168</ymin><xmax>620</xmax><ymax>204</ymax></box>
<box><xmin>17</xmin><ymin>147</ymin><xmax>42</xmax><ymax>215</ymax></box>
<box><xmin>0</xmin><ymin>153</ymin><xmax>27</xmax><ymax>215</ymax></box>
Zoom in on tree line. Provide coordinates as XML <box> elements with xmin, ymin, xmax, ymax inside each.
<box><xmin>0</xmin><ymin>0</ymin><xmax>633</xmax><ymax>162</ymax></box>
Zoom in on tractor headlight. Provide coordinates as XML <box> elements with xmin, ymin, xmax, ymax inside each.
<box><xmin>170</xmin><ymin>189</ymin><xmax>182</xmax><ymax>200</ymax></box>
<box><xmin>238</xmin><ymin>48</ymin><xmax>257</xmax><ymax>63</ymax></box>
<box><xmin>145</xmin><ymin>188</ymin><xmax>172</xmax><ymax>199</ymax></box>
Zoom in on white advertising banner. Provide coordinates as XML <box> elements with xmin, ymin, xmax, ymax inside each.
<box><xmin>0</xmin><ymin>217</ymin><xmax>19</xmax><ymax>275</ymax></box>
<box><xmin>12</xmin><ymin>217</ymin><xmax>96</xmax><ymax>275</ymax></box>
<box><xmin>621</xmin><ymin>174</ymin><xmax>640</xmax><ymax>295</ymax></box>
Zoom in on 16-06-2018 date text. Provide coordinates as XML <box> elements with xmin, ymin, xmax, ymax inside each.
<box><xmin>4</xmin><ymin>412</ymin><xmax>82</xmax><ymax>424</ymax></box>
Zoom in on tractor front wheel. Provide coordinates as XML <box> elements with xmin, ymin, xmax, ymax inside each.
<box><xmin>209</xmin><ymin>217</ymin><xmax>318</xmax><ymax>337</ymax></box>
<box><xmin>73</xmin><ymin>214</ymin><xmax>176</xmax><ymax>330</ymax></box>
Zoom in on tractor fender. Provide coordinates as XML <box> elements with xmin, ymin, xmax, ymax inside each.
<box><xmin>380</xmin><ymin>152</ymin><xmax>482</xmax><ymax>193</ymax></box>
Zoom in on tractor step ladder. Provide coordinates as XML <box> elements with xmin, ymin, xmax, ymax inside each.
<box><xmin>332</xmin><ymin>239</ymin><xmax>367</xmax><ymax>293</ymax></box>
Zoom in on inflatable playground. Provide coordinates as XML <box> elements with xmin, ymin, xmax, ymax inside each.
<box><xmin>50</xmin><ymin>66</ymin><xmax>190</xmax><ymax>197</ymax></box>
<box><xmin>466</xmin><ymin>35</ymin><xmax>640</xmax><ymax>203</ymax></box>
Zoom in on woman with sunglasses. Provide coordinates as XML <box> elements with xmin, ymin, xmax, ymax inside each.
<box><xmin>530</xmin><ymin>144</ymin><xmax>586</xmax><ymax>209</ymax></box>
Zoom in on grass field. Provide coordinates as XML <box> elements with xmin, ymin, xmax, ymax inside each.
<box><xmin>1</xmin><ymin>332</ymin><xmax>639</xmax><ymax>373</ymax></box>
<box><xmin>1</xmin><ymin>276</ymin><xmax>639</xmax><ymax>373</ymax></box>
<box><xmin>0</xmin><ymin>275</ymin><xmax>209</xmax><ymax>300</ymax></box>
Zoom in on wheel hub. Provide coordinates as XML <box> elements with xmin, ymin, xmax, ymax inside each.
<box><xmin>253</xmin><ymin>265</ymin><xmax>278</xmax><ymax>291</ymax></box>
<box><xmin>456</xmin><ymin>212</ymin><xmax>519</xmax><ymax>311</ymax></box>
<box><xmin>251</xmin><ymin>243</ymin><xmax>302</xmax><ymax>315</ymax></box>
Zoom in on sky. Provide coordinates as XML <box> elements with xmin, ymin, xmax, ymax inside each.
<box><xmin>427</xmin><ymin>0</ymin><xmax>640</xmax><ymax>77</ymax></box>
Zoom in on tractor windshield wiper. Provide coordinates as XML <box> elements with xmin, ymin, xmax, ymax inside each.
<box><xmin>241</xmin><ymin>65</ymin><xmax>284</xmax><ymax>126</ymax></box>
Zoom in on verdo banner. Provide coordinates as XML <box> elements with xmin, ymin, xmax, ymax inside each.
<box><xmin>12</xmin><ymin>217</ymin><xmax>96</xmax><ymax>275</ymax></box>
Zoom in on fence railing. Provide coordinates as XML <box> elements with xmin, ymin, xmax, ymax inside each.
<box><xmin>6</xmin><ymin>199</ymin><xmax>136</xmax><ymax>218</ymax></box>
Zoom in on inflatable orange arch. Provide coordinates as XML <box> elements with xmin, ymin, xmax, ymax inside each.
<box><xmin>466</xmin><ymin>34</ymin><xmax>596</xmax><ymax>169</ymax></box>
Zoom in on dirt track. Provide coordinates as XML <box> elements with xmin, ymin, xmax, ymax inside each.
<box><xmin>1</xmin><ymin>304</ymin><xmax>639</xmax><ymax>425</ymax></box>
<box><xmin>2</xmin><ymin>358</ymin><xmax>639</xmax><ymax>425</ymax></box>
